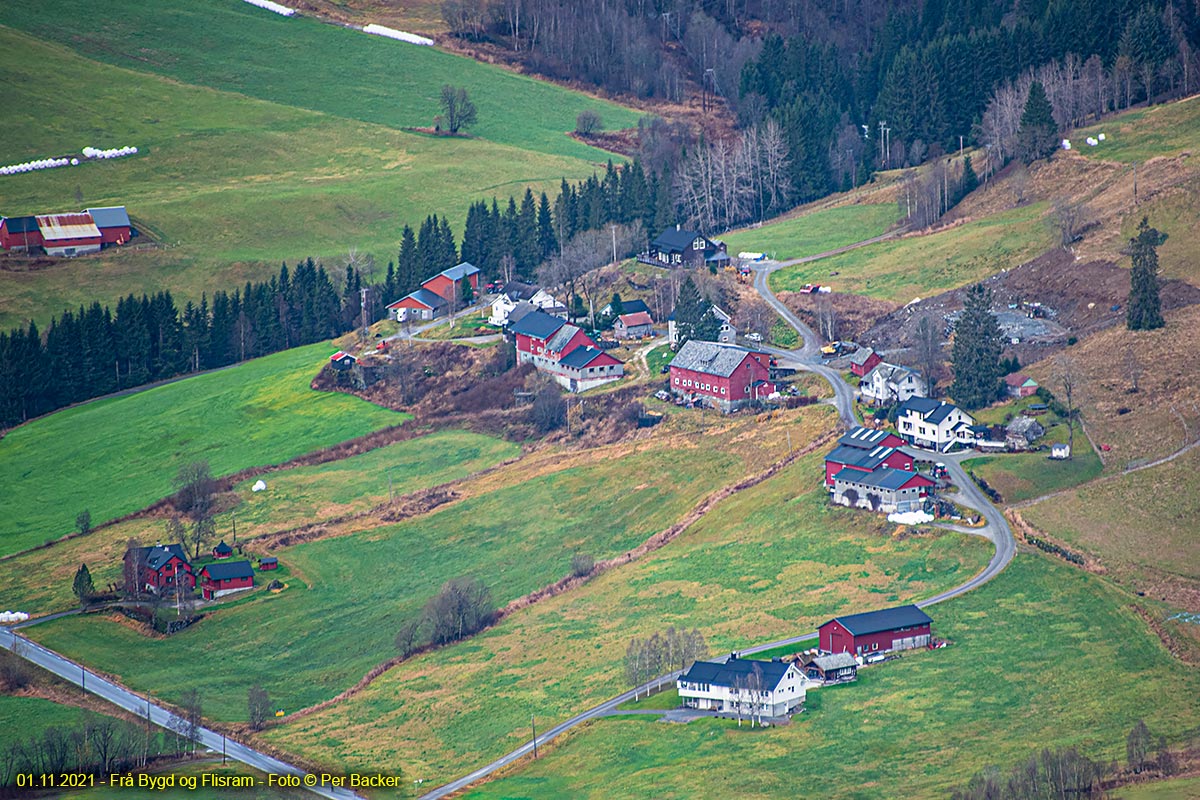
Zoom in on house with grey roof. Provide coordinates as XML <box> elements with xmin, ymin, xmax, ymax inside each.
<box><xmin>896</xmin><ymin>397</ymin><xmax>976</xmax><ymax>452</ymax></box>
<box><xmin>668</xmin><ymin>340</ymin><xmax>776</xmax><ymax>413</ymax></box>
<box><xmin>830</xmin><ymin>466</ymin><xmax>936</xmax><ymax>514</ymax></box>
<box><xmin>859</xmin><ymin>362</ymin><xmax>928</xmax><ymax>407</ymax></box>
<box><xmin>677</xmin><ymin>655</ymin><xmax>810</xmax><ymax>719</ymax></box>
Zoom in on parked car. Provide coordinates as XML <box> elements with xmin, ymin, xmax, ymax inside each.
<box><xmin>746</xmin><ymin>332</ymin><xmax>764</xmax><ymax>342</ymax></box>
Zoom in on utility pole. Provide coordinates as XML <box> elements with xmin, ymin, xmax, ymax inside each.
<box><xmin>231</xmin><ymin>510</ymin><xmax>237</xmax><ymax>548</ymax></box>
<box><xmin>959</xmin><ymin>135</ymin><xmax>964</xmax><ymax>159</ymax></box>
<box><xmin>610</xmin><ymin>224</ymin><xmax>618</xmax><ymax>265</ymax></box>
<box><xmin>360</xmin><ymin>285</ymin><xmax>370</xmax><ymax>345</ymax></box>
<box><xmin>878</xmin><ymin>120</ymin><xmax>886</xmax><ymax>164</ymax></box>
<box><xmin>531</xmin><ymin>715</ymin><xmax>538</xmax><ymax>759</ymax></box>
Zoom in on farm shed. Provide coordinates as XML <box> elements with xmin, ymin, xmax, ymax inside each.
<box><xmin>819</xmin><ymin>605</ymin><xmax>932</xmax><ymax>656</ymax></box>
<box><xmin>200</xmin><ymin>560</ymin><xmax>255</xmax><ymax>600</ymax></box>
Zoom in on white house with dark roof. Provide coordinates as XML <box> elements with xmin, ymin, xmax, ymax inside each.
<box><xmin>487</xmin><ymin>281</ymin><xmax>561</xmax><ymax>326</ymax></box>
<box><xmin>677</xmin><ymin>656</ymin><xmax>811</xmax><ymax>718</ymax></box>
<box><xmin>859</xmin><ymin>362</ymin><xmax>927</xmax><ymax>407</ymax></box>
<box><xmin>896</xmin><ymin>397</ymin><xmax>976</xmax><ymax>452</ymax></box>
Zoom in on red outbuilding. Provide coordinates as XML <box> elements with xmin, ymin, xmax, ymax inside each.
<box><xmin>421</xmin><ymin>262</ymin><xmax>480</xmax><ymax>303</ymax></box>
<box><xmin>199</xmin><ymin>560</ymin><xmax>255</xmax><ymax>600</ymax></box>
<box><xmin>0</xmin><ymin>216</ymin><xmax>43</xmax><ymax>251</ymax></box>
<box><xmin>212</xmin><ymin>540</ymin><xmax>233</xmax><ymax>559</ymax></box>
<box><xmin>668</xmin><ymin>340</ymin><xmax>776</xmax><ymax>413</ymax></box>
<box><xmin>819</xmin><ymin>605</ymin><xmax>933</xmax><ymax>656</ymax></box>
<box><xmin>85</xmin><ymin>206</ymin><xmax>133</xmax><ymax>246</ymax></box>
<box><xmin>849</xmin><ymin>347</ymin><xmax>882</xmax><ymax>377</ymax></box>
<box><xmin>822</xmin><ymin>443</ymin><xmax>914</xmax><ymax>487</ymax></box>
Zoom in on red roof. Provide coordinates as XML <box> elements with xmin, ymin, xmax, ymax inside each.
<box><xmin>1005</xmin><ymin>372</ymin><xmax>1036</xmax><ymax>387</ymax></box>
<box><xmin>330</xmin><ymin>351</ymin><xmax>355</xmax><ymax>362</ymax></box>
<box><xmin>619</xmin><ymin>311</ymin><xmax>653</xmax><ymax>327</ymax></box>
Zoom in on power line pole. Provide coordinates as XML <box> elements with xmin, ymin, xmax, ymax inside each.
<box><xmin>531</xmin><ymin>715</ymin><xmax>538</xmax><ymax>759</ymax></box>
<box><xmin>360</xmin><ymin>285</ymin><xmax>370</xmax><ymax>345</ymax></box>
<box><xmin>878</xmin><ymin>120</ymin><xmax>886</xmax><ymax>164</ymax></box>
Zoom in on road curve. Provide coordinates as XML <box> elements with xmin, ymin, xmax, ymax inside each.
<box><xmin>415</xmin><ymin>239</ymin><xmax>1019</xmax><ymax>798</ymax></box>
<box><xmin>0</xmin><ymin>628</ymin><xmax>363</xmax><ymax>800</ymax></box>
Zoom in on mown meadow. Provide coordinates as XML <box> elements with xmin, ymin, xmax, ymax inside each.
<box><xmin>722</xmin><ymin>203</ymin><xmax>899</xmax><ymax>261</ymax></box>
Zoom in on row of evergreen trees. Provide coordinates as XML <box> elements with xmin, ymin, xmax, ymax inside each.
<box><xmin>380</xmin><ymin>159</ymin><xmax>677</xmax><ymax>304</ymax></box>
<box><xmin>0</xmin><ymin>259</ymin><xmax>362</xmax><ymax>428</ymax></box>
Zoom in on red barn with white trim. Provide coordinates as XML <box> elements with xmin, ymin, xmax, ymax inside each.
<box><xmin>668</xmin><ymin>340</ymin><xmax>776</xmax><ymax>413</ymax></box>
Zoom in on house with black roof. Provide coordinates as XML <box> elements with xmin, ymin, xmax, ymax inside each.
<box><xmin>896</xmin><ymin>397</ymin><xmax>976</xmax><ymax>452</ymax></box>
<box><xmin>643</xmin><ymin>225</ymin><xmax>726</xmax><ymax>268</ymax></box>
<box><xmin>677</xmin><ymin>655</ymin><xmax>809</xmax><ymax>718</ymax></box>
<box><xmin>509</xmin><ymin>309</ymin><xmax>624</xmax><ymax>392</ymax></box>
<box><xmin>130</xmin><ymin>543</ymin><xmax>195</xmax><ymax>595</ymax></box>
<box><xmin>199</xmin><ymin>560</ymin><xmax>255</xmax><ymax>600</ymax></box>
<box><xmin>819</xmin><ymin>605</ymin><xmax>933</xmax><ymax>656</ymax></box>
<box><xmin>0</xmin><ymin>216</ymin><xmax>43</xmax><ymax>251</ymax></box>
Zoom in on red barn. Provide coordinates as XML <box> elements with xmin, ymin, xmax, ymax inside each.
<box><xmin>85</xmin><ymin>206</ymin><xmax>132</xmax><ymax>246</ymax></box>
<box><xmin>37</xmin><ymin>213</ymin><xmax>102</xmax><ymax>256</ymax></box>
<box><xmin>819</xmin><ymin>605</ymin><xmax>933</xmax><ymax>656</ymax></box>
<box><xmin>849</xmin><ymin>347</ymin><xmax>882</xmax><ymax>377</ymax></box>
<box><xmin>132</xmin><ymin>544</ymin><xmax>195</xmax><ymax>594</ymax></box>
<box><xmin>199</xmin><ymin>560</ymin><xmax>255</xmax><ymax>600</ymax></box>
<box><xmin>421</xmin><ymin>262</ymin><xmax>480</xmax><ymax>303</ymax></box>
<box><xmin>823</xmin><ymin>443</ymin><xmax>913</xmax><ymax>487</ymax></box>
<box><xmin>0</xmin><ymin>216</ymin><xmax>43</xmax><ymax>251</ymax></box>
<box><xmin>668</xmin><ymin>340</ymin><xmax>776</xmax><ymax>413</ymax></box>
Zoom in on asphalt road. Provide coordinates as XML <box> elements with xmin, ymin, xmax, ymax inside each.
<box><xmin>0</xmin><ymin>628</ymin><xmax>364</xmax><ymax>800</ymax></box>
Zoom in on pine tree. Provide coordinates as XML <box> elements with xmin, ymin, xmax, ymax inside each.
<box><xmin>672</xmin><ymin>276</ymin><xmax>707</xmax><ymax>348</ymax></box>
<box><xmin>72</xmin><ymin>563</ymin><xmax>95</xmax><ymax>605</ymax></box>
<box><xmin>1016</xmin><ymin>81</ymin><xmax>1058</xmax><ymax>164</ymax></box>
<box><xmin>397</xmin><ymin>225</ymin><xmax>418</xmax><ymax>297</ymax></box>
<box><xmin>960</xmin><ymin>155</ymin><xmax>979</xmax><ymax>198</ymax></box>
<box><xmin>536</xmin><ymin>192</ymin><xmax>557</xmax><ymax>262</ymax></box>
<box><xmin>950</xmin><ymin>283</ymin><xmax>1004</xmax><ymax>410</ymax></box>
<box><xmin>1127</xmin><ymin>217</ymin><xmax>1165</xmax><ymax>330</ymax></box>
<box><xmin>517</xmin><ymin>189</ymin><xmax>539</xmax><ymax>272</ymax></box>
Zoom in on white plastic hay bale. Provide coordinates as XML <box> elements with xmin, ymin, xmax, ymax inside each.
<box><xmin>362</xmin><ymin>23</ymin><xmax>434</xmax><ymax>45</ymax></box>
<box><xmin>1061</xmin><ymin>139</ymin><xmax>1071</xmax><ymax>149</ymax></box>
<box><xmin>1098</xmin><ymin>133</ymin><xmax>1106</xmax><ymax>141</ymax></box>
<box><xmin>252</xmin><ymin>479</ymin><xmax>267</xmax><ymax>492</ymax></box>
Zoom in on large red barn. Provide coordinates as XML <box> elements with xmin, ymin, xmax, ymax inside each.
<box><xmin>37</xmin><ymin>213</ymin><xmax>102</xmax><ymax>256</ymax></box>
<box><xmin>0</xmin><ymin>216</ymin><xmax>43</xmax><ymax>251</ymax></box>
<box><xmin>85</xmin><ymin>206</ymin><xmax>132</xmax><ymax>246</ymax></box>
<box><xmin>819</xmin><ymin>605</ymin><xmax>932</xmax><ymax>656</ymax></box>
<box><xmin>668</xmin><ymin>340</ymin><xmax>776</xmax><ymax>413</ymax></box>
<box><xmin>422</xmin><ymin>262</ymin><xmax>479</xmax><ymax>302</ymax></box>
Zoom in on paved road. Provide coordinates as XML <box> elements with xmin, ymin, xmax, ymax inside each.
<box><xmin>0</xmin><ymin>628</ymin><xmax>363</xmax><ymax>800</ymax></box>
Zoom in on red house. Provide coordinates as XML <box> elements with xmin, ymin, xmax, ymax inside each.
<box><xmin>668</xmin><ymin>340</ymin><xmax>776</xmax><ymax>413</ymax></box>
<box><xmin>819</xmin><ymin>605</ymin><xmax>933</xmax><ymax>656</ymax></box>
<box><xmin>421</xmin><ymin>262</ymin><xmax>480</xmax><ymax>303</ymax></box>
<box><xmin>132</xmin><ymin>543</ymin><xmax>195</xmax><ymax>594</ymax></box>
<box><xmin>849</xmin><ymin>347</ymin><xmax>882</xmax><ymax>377</ymax></box>
<box><xmin>509</xmin><ymin>309</ymin><xmax>624</xmax><ymax>392</ymax></box>
<box><xmin>1005</xmin><ymin>372</ymin><xmax>1040</xmax><ymax>398</ymax></box>
<box><xmin>0</xmin><ymin>216</ymin><xmax>43</xmax><ymax>251</ymax></box>
<box><xmin>212</xmin><ymin>540</ymin><xmax>233</xmax><ymax>559</ymax></box>
<box><xmin>199</xmin><ymin>560</ymin><xmax>255</xmax><ymax>600</ymax></box>
<box><xmin>85</xmin><ymin>206</ymin><xmax>132</xmax><ymax>246</ymax></box>
<box><xmin>823</xmin><ymin>443</ymin><xmax>913</xmax><ymax>487</ymax></box>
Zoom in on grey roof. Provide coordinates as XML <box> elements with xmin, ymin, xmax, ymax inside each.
<box><xmin>679</xmin><ymin>657</ymin><xmax>793</xmax><ymax>691</ymax></box>
<box><xmin>899</xmin><ymin>397</ymin><xmax>961</xmax><ymax>425</ymax></box>
<box><xmin>603</xmin><ymin>298</ymin><xmax>650</xmax><ymax>316</ymax></box>
<box><xmin>202</xmin><ymin>560</ymin><xmax>255</xmax><ymax>581</ymax></box>
<box><xmin>2</xmin><ymin>216</ymin><xmax>39</xmax><ymax>233</ymax></box>
<box><xmin>705</xmin><ymin>251</ymin><xmax>731</xmax><ymax>262</ymax></box>
<box><xmin>85</xmin><ymin>206</ymin><xmax>131</xmax><ymax>229</ymax></box>
<box><xmin>508</xmin><ymin>308</ymin><xmax>567</xmax><ymax>340</ymax></box>
<box><xmin>438</xmin><ymin>261</ymin><xmax>479</xmax><ymax>281</ymax></box>
<box><xmin>849</xmin><ymin>347</ymin><xmax>878</xmax><ymax>367</ymax></box>
<box><xmin>259</xmin><ymin>556</ymin><xmax>278</xmax><ymax>565</ymax></box>
<box><xmin>559</xmin><ymin>346</ymin><xmax>616</xmax><ymax>369</ymax></box>
<box><xmin>826</xmin><ymin>605</ymin><xmax>932</xmax><ymax>636</ymax></box>
<box><xmin>652</xmin><ymin>227</ymin><xmax>706</xmax><ymax>252</ymax></box>
<box><xmin>825</xmin><ymin>444</ymin><xmax>900</xmax><ymax>471</ymax></box>
<box><xmin>1007</xmin><ymin>416</ymin><xmax>1044</xmax><ymax>441</ymax></box>
<box><xmin>137</xmin><ymin>544</ymin><xmax>190</xmax><ymax>570</ymax></box>
<box><xmin>865</xmin><ymin>362</ymin><xmax>922</xmax><ymax>385</ymax></box>
<box><xmin>545</xmin><ymin>323</ymin><xmax>583</xmax><ymax>353</ymax></box>
<box><xmin>405</xmin><ymin>288</ymin><xmax>449</xmax><ymax>310</ymax></box>
<box><xmin>501</xmin><ymin>280</ymin><xmax>540</xmax><ymax>301</ymax></box>
<box><xmin>669</xmin><ymin>339</ymin><xmax>761</xmax><ymax>378</ymax></box>
<box><xmin>506</xmin><ymin>301</ymin><xmax>539</xmax><ymax>326</ymax></box>
<box><xmin>837</xmin><ymin>427</ymin><xmax>902</xmax><ymax>450</ymax></box>
<box><xmin>832</xmin><ymin>465</ymin><xmax>930</xmax><ymax>491</ymax></box>
<box><xmin>812</xmin><ymin>652</ymin><xmax>858</xmax><ymax>671</ymax></box>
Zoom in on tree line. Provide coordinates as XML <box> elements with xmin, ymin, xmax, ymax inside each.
<box><xmin>0</xmin><ymin>259</ymin><xmax>366</xmax><ymax>429</ymax></box>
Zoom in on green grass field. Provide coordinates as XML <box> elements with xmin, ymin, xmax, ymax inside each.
<box><xmin>1112</xmin><ymin>776</ymin><xmax>1200</xmax><ymax>800</ymax></box>
<box><xmin>0</xmin><ymin>429</ymin><xmax>518</xmax><ymax>613</ymax></box>
<box><xmin>26</xmin><ymin>446</ymin><xmax>739</xmax><ymax>723</ymax></box>
<box><xmin>261</xmin><ymin>444</ymin><xmax>990</xmax><ymax>782</ymax></box>
<box><xmin>722</xmin><ymin>204</ymin><xmax>899</xmax><ymax>261</ymax></box>
<box><xmin>769</xmin><ymin>203</ymin><xmax>1053</xmax><ymax>304</ymax></box>
<box><xmin>462</xmin><ymin>554</ymin><xmax>1200</xmax><ymax>799</ymax></box>
<box><xmin>0</xmin><ymin>23</ymin><xmax>630</xmax><ymax>329</ymax></box>
<box><xmin>963</xmin><ymin>423</ymin><xmax>1104</xmax><ymax>505</ymax></box>
<box><xmin>1022</xmin><ymin>446</ymin><xmax>1200</xmax><ymax>582</ymax></box>
<box><xmin>0</xmin><ymin>693</ymin><xmax>100</xmax><ymax>753</ymax></box>
<box><xmin>1073</xmin><ymin>96</ymin><xmax>1200</xmax><ymax>164</ymax></box>
<box><xmin>0</xmin><ymin>343</ymin><xmax>406</xmax><ymax>556</ymax></box>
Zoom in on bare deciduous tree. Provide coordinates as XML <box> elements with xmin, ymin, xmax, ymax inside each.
<box><xmin>913</xmin><ymin>315</ymin><xmax>943</xmax><ymax>398</ymax></box>
<box><xmin>247</xmin><ymin>685</ymin><xmax>271</xmax><ymax>731</ymax></box>
<box><xmin>436</xmin><ymin>85</ymin><xmax>477</xmax><ymax>134</ymax></box>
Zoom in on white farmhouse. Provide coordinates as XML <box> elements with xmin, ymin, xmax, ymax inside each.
<box><xmin>667</xmin><ymin>304</ymin><xmax>736</xmax><ymax>346</ymax></box>
<box><xmin>896</xmin><ymin>397</ymin><xmax>976</xmax><ymax>452</ymax></box>
<box><xmin>677</xmin><ymin>656</ymin><xmax>810</xmax><ymax>718</ymax></box>
<box><xmin>488</xmin><ymin>281</ymin><xmax>562</xmax><ymax>326</ymax></box>
<box><xmin>859</xmin><ymin>362</ymin><xmax>927</xmax><ymax>406</ymax></box>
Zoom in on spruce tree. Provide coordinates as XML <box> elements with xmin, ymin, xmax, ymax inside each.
<box><xmin>950</xmin><ymin>283</ymin><xmax>1004</xmax><ymax>410</ymax></box>
<box><xmin>672</xmin><ymin>276</ymin><xmax>706</xmax><ymax>348</ymax></box>
<box><xmin>536</xmin><ymin>192</ymin><xmax>557</xmax><ymax>262</ymax></box>
<box><xmin>73</xmin><ymin>563</ymin><xmax>95</xmax><ymax>605</ymax></box>
<box><xmin>1016</xmin><ymin>81</ymin><xmax>1058</xmax><ymax>165</ymax></box>
<box><xmin>960</xmin><ymin>155</ymin><xmax>979</xmax><ymax>198</ymax></box>
<box><xmin>1126</xmin><ymin>217</ymin><xmax>1165</xmax><ymax>330</ymax></box>
<box><xmin>397</xmin><ymin>226</ymin><xmax>418</xmax><ymax>296</ymax></box>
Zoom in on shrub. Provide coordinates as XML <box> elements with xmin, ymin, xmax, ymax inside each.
<box><xmin>571</xmin><ymin>553</ymin><xmax>595</xmax><ymax>578</ymax></box>
<box><xmin>575</xmin><ymin>110</ymin><xmax>602</xmax><ymax>135</ymax></box>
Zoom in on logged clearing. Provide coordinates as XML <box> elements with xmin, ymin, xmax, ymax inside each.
<box><xmin>263</xmin><ymin>443</ymin><xmax>990</xmax><ymax>782</ymax></box>
<box><xmin>462</xmin><ymin>555</ymin><xmax>1200</xmax><ymax>800</ymax></box>
<box><xmin>1022</xmin><ymin>304</ymin><xmax>1200</xmax><ymax>468</ymax></box>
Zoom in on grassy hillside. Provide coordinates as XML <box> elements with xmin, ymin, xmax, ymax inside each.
<box><xmin>769</xmin><ymin>202</ymin><xmax>1053</xmax><ymax>303</ymax></box>
<box><xmin>0</xmin><ymin>693</ymin><xmax>100</xmax><ymax>753</ymax></box>
<box><xmin>0</xmin><ymin>430</ymin><xmax>518</xmax><ymax>613</ymax></box>
<box><xmin>462</xmin><ymin>555</ymin><xmax>1200</xmax><ymax>799</ymax></box>
<box><xmin>263</xmin><ymin>443</ymin><xmax>990</xmax><ymax>782</ymax></box>
<box><xmin>0</xmin><ymin>25</ymin><xmax>625</xmax><ymax>329</ymax></box>
<box><xmin>0</xmin><ymin>0</ymin><xmax>638</xmax><ymax>160</ymax></box>
<box><xmin>0</xmin><ymin>343</ymin><xmax>406</xmax><ymax>556</ymax></box>
<box><xmin>722</xmin><ymin>203</ymin><xmax>899</xmax><ymax>261</ymax></box>
<box><xmin>27</xmin><ymin>446</ymin><xmax>739</xmax><ymax>722</ymax></box>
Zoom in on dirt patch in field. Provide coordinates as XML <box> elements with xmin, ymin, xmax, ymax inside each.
<box><xmin>778</xmin><ymin>291</ymin><xmax>899</xmax><ymax>343</ymax></box>
<box><xmin>570</xmin><ymin>129</ymin><xmax>640</xmax><ymax>158</ymax></box>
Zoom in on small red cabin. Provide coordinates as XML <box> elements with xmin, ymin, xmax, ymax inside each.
<box><xmin>259</xmin><ymin>556</ymin><xmax>278</xmax><ymax>571</ymax></box>
<box><xmin>212</xmin><ymin>540</ymin><xmax>233</xmax><ymax>559</ymax></box>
